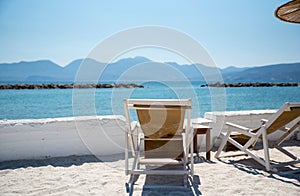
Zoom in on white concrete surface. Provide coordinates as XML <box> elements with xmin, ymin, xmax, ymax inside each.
<box><xmin>1</xmin><ymin>111</ymin><xmax>298</xmax><ymax>161</ymax></box>
<box><xmin>0</xmin><ymin>116</ymin><xmax>126</xmax><ymax>162</ymax></box>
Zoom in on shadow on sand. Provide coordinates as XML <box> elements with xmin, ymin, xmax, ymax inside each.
<box><xmin>216</xmin><ymin>139</ymin><xmax>300</xmax><ymax>187</ymax></box>
<box><xmin>128</xmin><ymin>156</ymin><xmax>215</xmax><ymax>195</ymax></box>
<box><xmin>0</xmin><ymin>154</ymin><xmax>129</xmax><ymax>170</ymax></box>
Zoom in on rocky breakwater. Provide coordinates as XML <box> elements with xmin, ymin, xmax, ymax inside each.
<box><xmin>201</xmin><ymin>82</ymin><xmax>299</xmax><ymax>87</ymax></box>
<box><xmin>0</xmin><ymin>83</ymin><xmax>144</xmax><ymax>90</ymax></box>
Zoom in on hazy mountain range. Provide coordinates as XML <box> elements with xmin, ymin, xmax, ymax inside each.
<box><xmin>0</xmin><ymin>57</ymin><xmax>299</xmax><ymax>83</ymax></box>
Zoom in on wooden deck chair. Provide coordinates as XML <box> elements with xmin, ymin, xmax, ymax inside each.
<box><xmin>123</xmin><ymin>99</ymin><xmax>194</xmax><ymax>192</ymax></box>
<box><xmin>215</xmin><ymin>102</ymin><xmax>300</xmax><ymax>172</ymax></box>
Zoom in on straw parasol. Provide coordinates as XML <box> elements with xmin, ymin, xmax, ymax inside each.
<box><xmin>275</xmin><ymin>0</ymin><xmax>300</xmax><ymax>23</ymax></box>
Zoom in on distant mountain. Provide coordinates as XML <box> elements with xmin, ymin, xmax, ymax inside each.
<box><xmin>64</xmin><ymin>59</ymin><xmax>86</xmax><ymax>75</ymax></box>
<box><xmin>0</xmin><ymin>60</ymin><xmax>69</xmax><ymax>82</ymax></box>
<box><xmin>64</xmin><ymin>58</ymin><xmax>105</xmax><ymax>81</ymax></box>
<box><xmin>99</xmin><ymin>56</ymin><xmax>151</xmax><ymax>81</ymax></box>
<box><xmin>221</xmin><ymin>66</ymin><xmax>249</xmax><ymax>74</ymax></box>
<box><xmin>0</xmin><ymin>57</ymin><xmax>299</xmax><ymax>83</ymax></box>
<box><xmin>164</xmin><ymin>62</ymin><xmax>221</xmax><ymax>81</ymax></box>
<box><xmin>222</xmin><ymin>63</ymin><xmax>300</xmax><ymax>82</ymax></box>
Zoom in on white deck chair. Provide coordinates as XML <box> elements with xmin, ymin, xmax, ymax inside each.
<box><xmin>215</xmin><ymin>102</ymin><xmax>300</xmax><ymax>172</ymax></box>
<box><xmin>124</xmin><ymin>99</ymin><xmax>194</xmax><ymax>192</ymax></box>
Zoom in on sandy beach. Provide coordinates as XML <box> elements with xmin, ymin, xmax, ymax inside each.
<box><xmin>1</xmin><ymin>0</ymin><xmax>300</xmax><ymax>195</ymax></box>
<box><xmin>1</xmin><ymin>139</ymin><xmax>299</xmax><ymax>195</ymax></box>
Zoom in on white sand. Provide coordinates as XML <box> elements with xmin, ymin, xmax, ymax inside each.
<box><xmin>0</xmin><ymin>141</ymin><xmax>299</xmax><ymax>195</ymax></box>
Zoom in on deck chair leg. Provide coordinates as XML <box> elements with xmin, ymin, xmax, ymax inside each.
<box><xmin>276</xmin><ymin>121</ymin><xmax>299</xmax><ymax>146</ymax></box>
<box><xmin>189</xmin><ymin>128</ymin><xmax>194</xmax><ymax>177</ymax></box>
<box><xmin>262</xmin><ymin>126</ymin><xmax>271</xmax><ymax>171</ymax></box>
<box><xmin>126</xmin><ymin>174</ymin><xmax>134</xmax><ymax>193</ymax></box>
<box><xmin>215</xmin><ymin>130</ymin><xmax>232</xmax><ymax>158</ymax></box>
<box><xmin>272</xmin><ymin>122</ymin><xmax>298</xmax><ymax>160</ymax></box>
<box><xmin>126</xmin><ymin>174</ymin><xmax>139</xmax><ymax>194</ymax></box>
<box><xmin>274</xmin><ymin>145</ymin><xmax>297</xmax><ymax>160</ymax></box>
<box><xmin>184</xmin><ymin>174</ymin><xmax>188</xmax><ymax>188</ymax></box>
<box><xmin>125</xmin><ymin>132</ymin><xmax>129</xmax><ymax>175</ymax></box>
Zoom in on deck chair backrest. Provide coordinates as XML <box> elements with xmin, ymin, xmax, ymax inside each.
<box><xmin>136</xmin><ymin>105</ymin><xmax>185</xmax><ymax>139</ymax></box>
<box><xmin>265</xmin><ymin>102</ymin><xmax>300</xmax><ymax>134</ymax></box>
<box><xmin>126</xmin><ymin>99</ymin><xmax>191</xmax><ymax>139</ymax></box>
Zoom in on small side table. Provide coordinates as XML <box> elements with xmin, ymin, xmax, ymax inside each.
<box><xmin>193</xmin><ymin>125</ymin><xmax>211</xmax><ymax>160</ymax></box>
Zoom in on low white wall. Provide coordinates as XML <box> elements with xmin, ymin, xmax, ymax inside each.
<box><xmin>1</xmin><ymin>111</ymin><xmax>298</xmax><ymax>161</ymax></box>
<box><xmin>0</xmin><ymin>116</ymin><xmax>126</xmax><ymax>162</ymax></box>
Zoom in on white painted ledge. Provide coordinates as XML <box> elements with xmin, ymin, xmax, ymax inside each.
<box><xmin>0</xmin><ymin>115</ymin><xmax>126</xmax><ymax>162</ymax></box>
<box><xmin>1</xmin><ymin>110</ymin><xmax>298</xmax><ymax>162</ymax></box>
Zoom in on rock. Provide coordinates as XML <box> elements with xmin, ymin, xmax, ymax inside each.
<box><xmin>0</xmin><ymin>83</ymin><xmax>144</xmax><ymax>90</ymax></box>
<box><xmin>202</xmin><ymin>82</ymin><xmax>299</xmax><ymax>88</ymax></box>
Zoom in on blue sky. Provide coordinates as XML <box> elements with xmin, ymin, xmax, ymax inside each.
<box><xmin>1</xmin><ymin>0</ymin><xmax>299</xmax><ymax>68</ymax></box>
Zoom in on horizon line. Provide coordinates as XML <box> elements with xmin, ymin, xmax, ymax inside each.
<box><xmin>0</xmin><ymin>56</ymin><xmax>299</xmax><ymax>69</ymax></box>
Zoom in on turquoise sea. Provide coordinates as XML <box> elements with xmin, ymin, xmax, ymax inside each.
<box><xmin>0</xmin><ymin>82</ymin><xmax>299</xmax><ymax>120</ymax></box>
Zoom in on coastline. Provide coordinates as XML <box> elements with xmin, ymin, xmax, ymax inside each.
<box><xmin>201</xmin><ymin>82</ymin><xmax>299</xmax><ymax>87</ymax></box>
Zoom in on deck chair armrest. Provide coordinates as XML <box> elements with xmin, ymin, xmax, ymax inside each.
<box><xmin>260</xmin><ymin>119</ymin><xmax>268</xmax><ymax>124</ymax></box>
<box><xmin>226</xmin><ymin>122</ymin><xmax>250</xmax><ymax>131</ymax></box>
<box><xmin>226</xmin><ymin>122</ymin><xmax>257</xmax><ymax>137</ymax></box>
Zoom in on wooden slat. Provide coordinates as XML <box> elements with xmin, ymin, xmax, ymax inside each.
<box><xmin>130</xmin><ymin>105</ymin><xmax>191</xmax><ymax>110</ymax></box>
<box><xmin>139</xmin><ymin>158</ymin><xmax>183</xmax><ymax>165</ymax></box>
<box><xmin>142</xmin><ymin>135</ymin><xmax>183</xmax><ymax>141</ymax></box>
<box><xmin>126</xmin><ymin>99</ymin><xmax>191</xmax><ymax>107</ymax></box>
<box><xmin>129</xmin><ymin>169</ymin><xmax>189</xmax><ymax>175</ymax></box>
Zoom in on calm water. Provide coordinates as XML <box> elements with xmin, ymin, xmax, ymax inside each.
<box><xmin>0</xmin><ymin>82</ymin><xmax>299</xmax><ymax>120</ymax></box>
